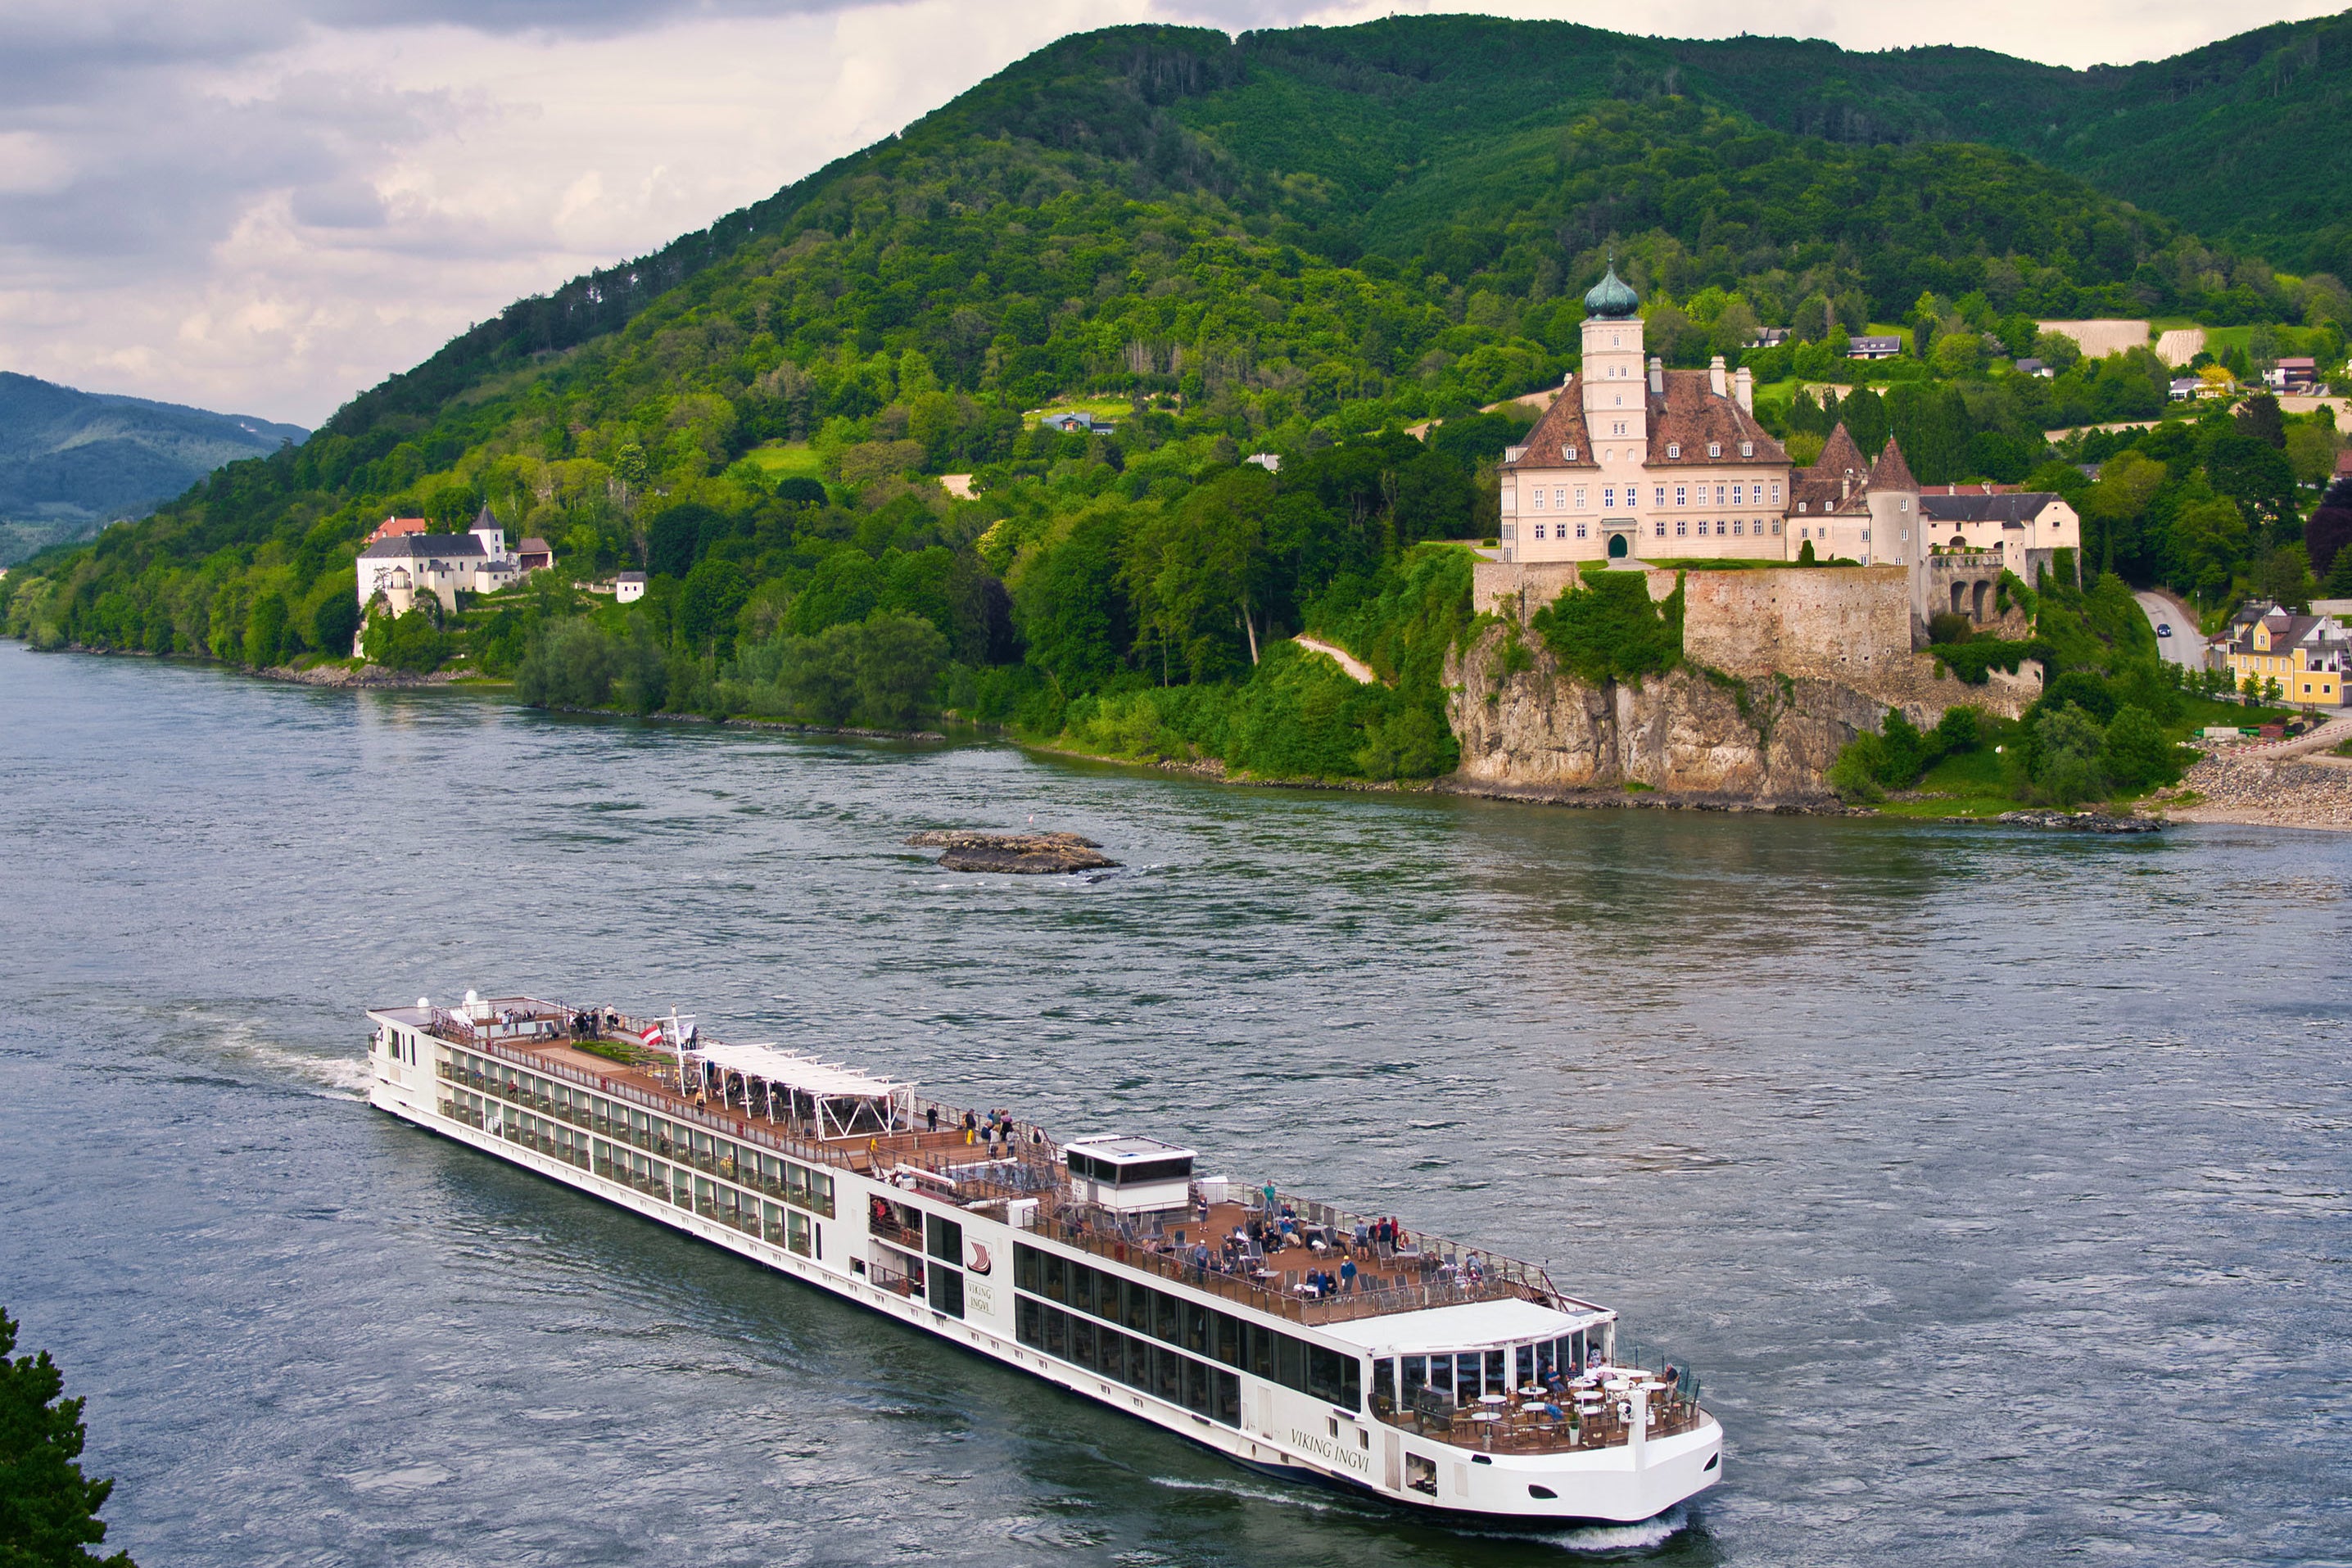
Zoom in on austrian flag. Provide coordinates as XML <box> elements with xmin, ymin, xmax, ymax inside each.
<box><xmin>640</xmin><ymin>1023</ymin><xmax>664</xmax><ymax>1049</ymax></box>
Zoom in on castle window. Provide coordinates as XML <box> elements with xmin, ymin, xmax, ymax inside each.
<box><xmin>1573</xmin><ymin>487</ymin><xmax>1587</xmax><ymax>510</ymax></box>
<box><xmin>1654</xmin><ymin>521</ymin><xmax>1667</xmax><ymax>537</ymax></box>
<box><xmin>1733</xmin><ymin>484</ymin><xmax>1744</xmax><ymax>504</ymax></box>
<box><xmin>1741</xmin><ymin>441</ymin><xmax>1753</xmax><ymax>457</ymax></box>
<box><xmin>1603</xmin><ymin>486</ymin><xmax>1616</xmax><ymax>508</ymax></box>
<box><xmin>1715</xmin><ymin>486</ymin><xmax>1726</xmax><ymax>506</ymax></box>
<box><xmin>1771</xmin><ymin>520</ymin><xmax>1782</xmax><ymax>535</ymax></box>
<box><xmin>1667</xmin><ymin>443</ymin><xmax>1680</xmax><ymax>459</ymax></box>
<box><xmin>1575</xmin><ymin>522</ymin><xmax>1588</xmax><ymax>539</ymax></box>
<box><xmin>1707</xmin><ymin>442</ymin><xmax>1721</xmax><ymax>457</ymax></box>
<box><xmin>1715</xmin><ymin>520</ymin><xmax>1726</xmax><ymax>536</ymax></box>
<box><xmin>1675</xmin><ymin>486</ymin><xmax>1687</xmax><ymax>507</ymax></box>
<box><xmin>1531</xmin><ymin>487</ymin><xmax>1545</xmax><ymax>510</ymax></box>
<box><xmin>1676</xmin><ymin>519</ymin><xmax>1687</xmax><ymax>536</ymax></box>
<box><xmin>1563</xmin><ymin>445</ymin><xmax>1577</xmax><ymax>460</ymax></box>
<box><xmin>1533</xmin><ymin>525</ymin><xmax>1545</xmax><ymax>540</ymax></box>
<box><xmin>1772</xmin><ymin>482</ymin><xmax>1782</xmax><ymax>504</ymax></box>
<box><xmin>1732</xmin><ymin>520</ymin><xmax>1744</xmax><ymax>535</ymax></box>
<box><xmin>1797</xmin><ymin>500</ymin><xmax>1807</xmax><ymax>513</ymax></box>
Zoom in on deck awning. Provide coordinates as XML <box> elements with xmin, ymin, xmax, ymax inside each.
<box><xmin>691</xmin><ymin>1041</ymin><xmax>905</xmax><ymax>1100</ymax></box>
<box><xmin>1316</xmin><ymin>1296</ymin><xmax>1606</xmax><ymax>1356</ymax></box>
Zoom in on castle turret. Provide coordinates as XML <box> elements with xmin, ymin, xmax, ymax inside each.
<box><xmin>1579</xmin><ymin>264</ymin><xmax>1646</xmax><ymax>455</ymax></box>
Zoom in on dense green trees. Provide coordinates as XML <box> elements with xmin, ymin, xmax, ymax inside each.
<box><xmin>8</xmin><ymin>15</ymin><xmax>2352</xmax><ymax>776</ymax></box>
<box><xmin>0</xmin><ymin>1308</ymin><xmax>135</xmax><ymax>1568</ymax></box>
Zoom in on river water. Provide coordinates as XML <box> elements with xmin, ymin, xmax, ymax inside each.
<box><xmin>2</xmin><ymin>642</ymin><xmax>2347</xmax><ymax>1568</ymax></box>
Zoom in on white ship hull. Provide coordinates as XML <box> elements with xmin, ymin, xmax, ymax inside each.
<box><xmin>366</xmin><ymin>1010</ymin><xmax>1721</xmax><ymax>1525</ymax></box>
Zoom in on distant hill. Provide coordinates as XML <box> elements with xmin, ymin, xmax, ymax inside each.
<box><xmin>0</xmin><ymin>373</ymin><xmax>305</xmax><ymax>562</ymax></box>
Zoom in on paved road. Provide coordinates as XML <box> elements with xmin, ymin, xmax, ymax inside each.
<box><xmin>2133</xmin><ymin>589</ymin><xmax>2193</xmax><ymax>666</ymax></box>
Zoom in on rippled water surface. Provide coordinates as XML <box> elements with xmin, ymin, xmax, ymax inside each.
<box><xmin>3</xmin><ymin>643</ymin><xmax>2349</xmax><ymax>1567</ymax></box>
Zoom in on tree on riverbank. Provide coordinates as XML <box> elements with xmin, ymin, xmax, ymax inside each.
<box><xmin>0</xmin><ymin>1308</ymin><xmax>136</xmax><ymax>1567</ymax></box>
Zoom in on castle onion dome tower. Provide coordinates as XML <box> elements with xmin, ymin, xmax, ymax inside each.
<box><xmin>1584</xmin><ymin>261</ymin><xmax>1640</xmax><ymax>319</ymax></box>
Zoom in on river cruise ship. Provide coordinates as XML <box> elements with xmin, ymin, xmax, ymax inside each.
<box><xmin>365</xmin><ymin>992</ymin><xmax>1722</xmax><ymax>1524</ymax></box>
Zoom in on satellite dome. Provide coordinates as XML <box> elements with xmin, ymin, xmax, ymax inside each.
<box><xmin>1584</xmin><ymin>263</ymin><xmax>1640</xmax><ymax>319</ymax></box>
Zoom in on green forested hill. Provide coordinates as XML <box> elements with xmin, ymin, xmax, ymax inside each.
<box><xmin>4</xmin><ymin>16</ymin><xmax>2344</xmax><ymax>780</ymax></box>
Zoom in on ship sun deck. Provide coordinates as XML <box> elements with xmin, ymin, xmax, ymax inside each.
<box><xmin>376</xmin><ymin>996</ymin><xmax>1712</xmax><ymax>1468</ymax></box>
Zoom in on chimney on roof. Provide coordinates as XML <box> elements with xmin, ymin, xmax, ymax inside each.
<box><xmin>1708</xmin><ymin>355</ymin><xmax>1727</xmax><ymax>397</ymax></box>
<box><xmin>1842</xmin><ymin>473</ymin><xmax>1852</xmax><ymax>504</ymax></box>
<box><xmin>1733</xmin><ymin>364</ymin><xmax>1753</xmax><ymax>412</ymax></box>
<box><xmin>1649</xmin><ymin>356</ymin><xmax>1663</xmax><ymax>395</ymax></box>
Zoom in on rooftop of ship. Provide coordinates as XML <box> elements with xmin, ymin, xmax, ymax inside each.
<box><xmin>375</xmin><ymin>992</ymin><xmax>1603</xmax><ymax>1333</ymax></box>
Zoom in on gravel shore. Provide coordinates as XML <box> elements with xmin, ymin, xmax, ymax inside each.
<box><xmin>2160</xmin><ymin>751</ymin><xmax>2352</xmax><ymax>832</ymax></box>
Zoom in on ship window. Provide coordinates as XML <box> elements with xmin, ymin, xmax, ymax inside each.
<box><xmin>1215</xmin><ymin>1311</ymin><xmax>1240</xmax><ymax>1367</ymax></box>
<box><xmin>1014</xmin><ymin>1242</ymin><xmax>1039</xmax><ymax>1292</ymax></box>
<box><xmin>1156</xmin><ymin>1290</ymin><xmax>1182</xmax><ymax>1345</ymax></box>
<box><xmin>1305</xmin><ymin>1344</ymin><xmax>1344</xmax><ymax>1404</ymax></box>
<box><xmin>1275</xmin><ymin>1333</ymin><xmax>1304</xmax><ymax>1391</ymax></box>
<box><xmin>928</xmin><ymin>1262</ymin><xmax>965</xmax><ymax>1318</ymax></box>
<box><xmin>1400</xmin><ymin>1355</ymin><xmax>1427</xmax><ymax>1403</ymax></box>
<box><xmin>1157</xmin><ymin>1343</ymin><xmax>1183</xmax><ymax>1403</ymax></box>
<box><xmin>1517</xmin><ymin>1344</ymin><xmax>1536</xmax><ymax>1386</ymax></box>
<box><xmin>1070</xmin><ymin>1315</ymin><xmax>1094</xmax><ymax>1365</ymax></box>
<box><xmin>927</xmin><ymin>1212</ymin><xmax>963</xmax><ymax>1265</ymax></box>
<box><xmin>1427</xmin><ymin>1354</ymin><xmax>1453</xmax><ymax>1403</ymax></box>
<box><xmin>1042</xmin><ymin>1253</ymin><xmax>1067</xmax><ymax>1303</ymax></box>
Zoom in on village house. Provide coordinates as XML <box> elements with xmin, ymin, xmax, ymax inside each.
<box><xmin>1498</xmin><ymin>265</ymin><xmax>1791</xmax><ymax>564</ymax></box>
<box><xmin>614</xmin><ymin>571</ymin><xmax>647</xmax><ymax>603</ymax></box>
<box><xmin>2223</xmin><ymin>602</ymin><xmax>2349</xmax><ymax>707</ymax></box>
<box><xmin>2264</xmin><ymin>357</ymin><xmax>2318</xmax><ymax>394</ymax></box>
<box><xmin>1848</xmin><ymin>334</ymin><xmax>1905</xmax><ymax>360</ymax></box>
<box><xmin>1037</xmin><ymin>411</ymin><xmax>1115</xmax><ymax>434</ymax></box>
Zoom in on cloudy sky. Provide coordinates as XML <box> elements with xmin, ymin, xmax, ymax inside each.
<box><xmin>2</xmin><ymin>0</ymin><xmax>2335</xmax><ymax>428</ymax></box>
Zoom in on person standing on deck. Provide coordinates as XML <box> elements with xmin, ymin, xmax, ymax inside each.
<box><xmin>1340</xmin><ymin>1257</ymin><xmax>1358</xmax><ymax>1295</ymax></box>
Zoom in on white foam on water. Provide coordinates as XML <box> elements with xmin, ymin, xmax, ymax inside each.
<box><xmin>1145</xmin><ymin>1475</ymin><xmax>1360</xmax><ymax>1516</ymax></box>
<box><xmin>1149</xmin><ymin>1475</ymin><xmax>1691</xmax><ymax>1553</ymax></box>
<box><xmin>1517</xmin><ymin>1503</ymin><xmax>1690</xmax><ymax>1554</ymax></box>
<box><xmin>215</xmin><ymin>1023</ymin><xmax>374</xmax><ymax>1099</ymax></box>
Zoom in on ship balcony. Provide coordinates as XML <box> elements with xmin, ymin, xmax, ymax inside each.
<box><xmin>1373</xmin><ymin>1356</ymin><xmax>1708</xmax><ymax>1458</ymax></box>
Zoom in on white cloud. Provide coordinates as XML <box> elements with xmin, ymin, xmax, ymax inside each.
<box><xmin>0</xmin><ymin>0</ymin><xmax>2337</xmax><ymax>426</ymax></box>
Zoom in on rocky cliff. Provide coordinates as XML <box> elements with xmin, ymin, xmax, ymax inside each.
<box><xmin>1442</xmin><ymin>620</ymin><xmax>2033</xmax><ymax>804</ymax></box>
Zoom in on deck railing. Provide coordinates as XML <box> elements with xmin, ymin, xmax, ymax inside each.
<box><xmin>426</xmin><ymin>1010</ymin><xmax>1599</xmax><ymax>1335</ymax></box>
<box><xmin>1373</xmin><ymin>1376</ymin><xmax>1708</xmax><ymax>1456</ymax></box>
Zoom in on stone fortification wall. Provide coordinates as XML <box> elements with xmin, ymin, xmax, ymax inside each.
<box><xmin>1473</xmin><ymin>559</ymin><xmax>1915</xmax><ymax>680</ymax></box>
<box><xmin>1444</xmin><ymin>622</ymin><xmax>2033</xmax><ymax>802</ymax></box>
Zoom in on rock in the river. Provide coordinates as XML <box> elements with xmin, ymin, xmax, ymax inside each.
<box><xmin>1986</xmin><ymin>810</ymin><xmax>2164</xmax><ymax>833</ymax></box>
<box><xmin>907</xmin><ymin>830</ymin><xmax>1121</xmax><ymax>874</ymax></box>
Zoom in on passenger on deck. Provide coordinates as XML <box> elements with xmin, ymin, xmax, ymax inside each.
<box><xmin>1340</xmin><ymin>1258</ymin><xmax>1358</xmax><ymax>1295</ymax></box>
<box><xmin>963</xmin><ymin>1109</ymin><xmax>978</xmax><ymax>1145</ymax></box>
<box><xmin>926</xmin><ymin>1106</ymin><xmax>939</xmax><ymax>1133</ymax></box>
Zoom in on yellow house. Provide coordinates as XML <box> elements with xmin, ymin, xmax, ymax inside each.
<box><xmin>2226</xmin><ymin>606</ymin><xmax>2347</xmax><ymax>706</ymax></box>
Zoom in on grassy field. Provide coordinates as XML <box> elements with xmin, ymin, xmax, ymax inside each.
<box><xmin>738</xmin><ymin>441</ymin><xmax>825</xmax><ymax>480</ymax></box>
